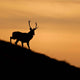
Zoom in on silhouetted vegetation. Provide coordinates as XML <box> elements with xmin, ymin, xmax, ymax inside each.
<box><xmin>0</xmin><ymin>40</ymin><xmax>80</xmax><ymax>76</ymax></box>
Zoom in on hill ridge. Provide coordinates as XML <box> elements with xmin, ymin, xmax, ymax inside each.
<box><xmin>0</xmin><ymin>40</ymin><xmax>80</xmax><ymax>75</ymax></box>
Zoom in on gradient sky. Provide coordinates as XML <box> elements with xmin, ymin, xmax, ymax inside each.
<box><xmin>0</xmin><ymin>0</ymin><xmax>80</xmax><ymax>67</ymax></box>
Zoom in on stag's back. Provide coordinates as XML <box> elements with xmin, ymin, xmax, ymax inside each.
<box><xmin>12</xmin><ymin>32</ymin><xmax>22</xmax><ymax>39</ymax></box>
<box><xmin>12</xmin><ymin>31</ymin><xmax>33</xmax><ymax>42</ymax></box>
<box><xmin>12</xmin><ymin>32</ymin><xmax>26</xmax><ymax>39</ymax></box>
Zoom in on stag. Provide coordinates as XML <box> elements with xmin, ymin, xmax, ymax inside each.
<box><xmin>10</xmin><ymin>20</ymin><xmax>38</xmax><ymax>49</ymax></box>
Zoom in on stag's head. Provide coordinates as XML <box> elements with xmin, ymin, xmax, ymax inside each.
<box><xmin>28</xmin><ymin>20</ymin><xmax>38</xmax><ymax>35</ymax></box>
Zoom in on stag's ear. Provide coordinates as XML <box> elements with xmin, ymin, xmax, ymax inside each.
<box><xmin>30</xmin><ymin>27</ymin><xmax>32</xmax><ymax>30</ymax></box>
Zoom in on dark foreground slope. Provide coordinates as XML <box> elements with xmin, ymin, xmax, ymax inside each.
<box><xmin>0</xmin><ymin>40</ymin><xmax>80</xmax><ymax>76</ymax></box>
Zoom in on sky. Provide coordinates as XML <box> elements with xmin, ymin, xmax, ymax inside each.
<box><xmin>0</xmin><ymin>0</ymin><xmax>80</xmax><ymax>67</ymax></box>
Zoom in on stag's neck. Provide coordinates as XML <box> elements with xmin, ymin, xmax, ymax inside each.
<box><xmin>28</xmin><ymin>31</ymin><xmax>34</xmax><ymax>36</ymax></box>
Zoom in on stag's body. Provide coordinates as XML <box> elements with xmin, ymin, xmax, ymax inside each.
<box><xmin>11</xmin><ymin>31</ymin><xmax>34</xmax><ymax>42</ymax></box>
<box><xmin>10</xmin><ymin>20</ymin><xmax>38</xmax><ymax>49</ymax></box>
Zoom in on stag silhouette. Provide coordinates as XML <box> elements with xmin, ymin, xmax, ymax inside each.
<box><xmin>10</xmin><ymin>20</ymin><xmax>38</xmax><ymax>49</ymax></box>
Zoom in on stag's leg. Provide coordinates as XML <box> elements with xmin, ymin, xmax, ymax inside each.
<box><xmin>15</xmin><ymin>40</ymin><xmax>19</xmax><ymax>45</ymax></box>
<box><xmin>27</xmin><ymin>42</ymin><xmax>30</xmax><ymax>49</ymax></box>
<box><xmin>21</xmin><ymin>42</ymin><xmax>23</xmax><ymax>47</ymax></box>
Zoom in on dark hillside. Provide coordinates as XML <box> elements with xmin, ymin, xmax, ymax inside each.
<box><xmin>0</xmin><ymin>40</ymin><xmax>80</xmax><ymax>76</ymax></box>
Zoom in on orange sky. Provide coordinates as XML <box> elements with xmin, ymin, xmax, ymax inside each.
<box><xmin>0</xmin><ymin>0</ymin><xmax>80</xmax><ymax>67</ymax></box>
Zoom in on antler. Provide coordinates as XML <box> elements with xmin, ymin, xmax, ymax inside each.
<box><xmin>28</xmin><ymin>20</ymin><xmax>32</xmax><ymax>30</ymax></box>
<box><xmin>34</xmin><ymin>22</ymin><xmax>38</xmax><ymax>30</ymax></box>
<box><xmin>35</xmin><ymin>22</ymin><xmax>37</xmax><ymax>27</ymax></box>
